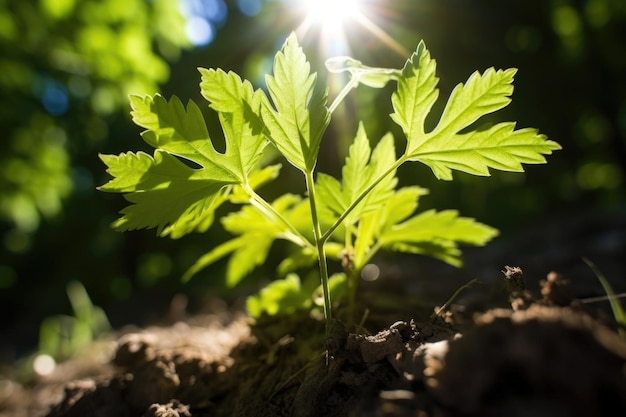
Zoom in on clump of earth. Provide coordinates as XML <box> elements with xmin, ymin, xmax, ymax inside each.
<box><xmin>3</xmin><ymin>264</ymin><xmax>626</xmax><ymax>417</ymax></box>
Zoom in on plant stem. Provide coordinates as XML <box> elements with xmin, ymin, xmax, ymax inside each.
<box><xmin>328</xmin><ymin>76</ymin><xmax>359</xmax><ymax>114</ymax></box>
<box><xmin>245</xmin><ymin>186</ymin><xmax>315</xmax><ymax>250</ymax></box>
<box><xmin>305</xmin><ymin>170</ymin><xmax>333</xmax><ymax>331</ymax></box>
<box><xmin>321</xmin><ymin>156</ymin><xmax>406</xmax><ymax>243</ymax></box>
<box><xmin>319</xmin><ymin>155</ymin><xmax>405</xmax><ymax>327</ymax></box>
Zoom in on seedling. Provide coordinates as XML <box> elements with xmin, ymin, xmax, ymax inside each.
<box><xmin>38</xmin><ymin>281</ymin><xmax>111</xmax><ymax>362</ymax></box>
<box><xmin>99</xmin><ymin>34</ymin><xmax>560</xmax><ymax>329</ymax></box>
<box><xmin>583</xmin><ymin>257</ymin><xmax>626</xmax><ymax>339</ymax></box>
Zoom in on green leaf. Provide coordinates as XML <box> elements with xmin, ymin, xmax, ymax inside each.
<box><xmin>99</xmin><ymin>150</ymin><xmax>231</xmax><ymax>238</ymax></box>
<box><xmin>225</xmin><ymin>235</ymin><xmax>274</xmax><ymax>287</ymax></box>
<box><xmin>391</xmin><ymin>41</ymin><xmax>561</xmax><ymax>180</ymax></box>
<box><xmin>381</xmin><ymin>209</ymin><xmax>497</xmax><ymax>246</ymax></box>
<box><xmin>182</xmin><ymin>194</ymin><xmax>306</xmax><ymax>285</ymax></box>
<box><xmin>229</xmin><ymin>164</ymin><xmax>282</xmax><ymax>204</ymax></box>
<box><xmin>388</xmin><ymin>241</ymin><xmax>464</xmax><ymax>267</ymax></box>
<box><xmin>434</xmin><ymin>67</ymin><xmax>516</xmax><ymax>139</ymax></box>
<box><xmin>412</xmin><ymin>122</ymin><xmax>559</xmax><ymax>180</ymax></box>
<box><xmin>261</xmin><ymin>33</ymin><xmax>330</xmax><ymax>172</ymax></box>
<box><xmin>99</xmin><ymin>71</ymin><xmax>269</xmax><ymax>237</ymax></box>
<box><xmin>246</xmin><ymin>274</ymin><xmax>312</xmax><ymax>317</ymax></box>
<box><xmin>316</xmin><ymin>124</ymin><xmax>398</xmax><ymax>226</ymax></box>
<box><xmin>391</xmin><ymin>41</ymin><xmax>439</xmax><ymax>141</ymax></box>
<box><xmin>128</xmin><ymin>95</ymin><xmax>237</xmax><ymax>181</ymax></box>
<box><xmin>198</xmin><ymin>68</ymin><xmax>268</xmax><ymax>181</ymax></box>
<box><xmin>325</xmin><ymin>56</ymin><xmax>401</xmax><ymax>88</ymax></box>
<box><xmin>379</xmin><ymin>209</ymin><xmax>498</xmax><ymax>266</ymax></box>
<box><xmin>381</xmin><ymin>186</ymin><xmax>430</xmax><ymax>227</ymax></box>
<box><xmin>246</xmin><ymin>272</ymin><xmax>347</xmax><ymax>318</ymax></box>
<box><xmin>277</xmin><ymin>241</ymin><xmax>344</xmax><ymax>276</ymax></box>
<box><xmin>181</xmin><ymin>237</ymin><xmax>247</xmax><ymax>283</ymax></box>
<box><xmin>277</xmin><ymin>248</ymin><xmax>318</xmax><ymax>276</ymax></box>
<box><xmin>352</xmin><ymin>186</ymin><xmax>429</xmax><ymax>267</ymax></box>
<box><xmin>343</xmin><ymin>126</ymin><xmax>397</xmax><ymax>223</ymax></box>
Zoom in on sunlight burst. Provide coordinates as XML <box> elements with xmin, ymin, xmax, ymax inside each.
<box><xmin>304</xmin><ymin>0</ymin><xmax>361</xmax><ymax>26</ymax></box>
<box><xmin>296</xmin><ymin>0</ymin><xmax>363</xmax><ymax>56</ymax></box>
<box><xmin>293</xmin><ymin>0</ymin><xmax>410</xmax><ymax>59</ymax></box>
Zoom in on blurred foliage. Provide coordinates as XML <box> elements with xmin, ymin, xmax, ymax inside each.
<box><xmin>246</xmin><ymin>272</ymin><xmax>347</xmax><ymax>318</ymax></box>
<box><xmin>0</xmin><ymin>0</ymin><xmax>191</xmax><ymax>359</ymax></box>
<box><xmin>1</xmin><ymin>0</ymin><xmax>625</xmax><ymax>360</ymax></box>
<box><xmin>38</xmin><ymin>280</ymin><xmax>111</xmax><ymax>361</ymax></box>
<box><xmin>0</xmin><ymin>0</ymin><xmax>188</xmax><ymax>235</ymax></box>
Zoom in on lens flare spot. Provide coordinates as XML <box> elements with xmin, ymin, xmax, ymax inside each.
<box><xmin>237</xmin><ymin>0</ymin><xmax>263</xmax><ymax>17</ymax></box>
<box><xmin>33</xmin><ymin>354</ymin><xmax>56</xmax><ymax>376</ymax></box>
<box><xmin>186</xmin><ymin>16</ymin><xmax>215</xmax><ymax>46</ymax></box>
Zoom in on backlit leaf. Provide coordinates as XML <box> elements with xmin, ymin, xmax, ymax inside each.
<box><xmin>316</xmin><ymin>124</ymin><xmax>397</xmax><ymax>226</ymax></box>
<box><xmin>246</xmin><ymin>274</ymin><xmax>312</xmax><ymax>317</ymax></box>
<box><xmin>99</xmin><ymin>69</ymin><xmax>268</xmax><ymax>237</ymax></box>
<box><xmin>99</xmin><ymin>150</ymin><xmax>231</xmax><ymax>238</ymax></box>
<box><xmin>379</xmin><ymin>209</ymin><xmax>498</xmax><ymax>266</ymax></box>
<box><xmin>182</xmin><ymin>194</ymin><xmax>308</xmax><ymax>285</ymax></box>
<box><xmin>261</xmin><ymin>33</ymin><xmax>330</xmax><ymax>172</ymax></box>
<box><xmin>392</xmin><ymin>41</ymin><xmax>561</xmax><ymax>180</ymax></box>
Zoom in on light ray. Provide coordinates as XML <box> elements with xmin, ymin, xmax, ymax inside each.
<box><xmin>291</xmin><ymin>0</ymin><xmax>409</xmax><ymax>59</ymax></box>
<box><xmin>304</xmin><ymin>0</ymin><xmax>360</xmax><ymax>25</ymax></box>
<box><xmin>353</xmin><ymin>12</ymin><xmax>411</xmax><ymax>57</ymax></box>
<box><xmin>295</xmin><ymin>0</ymin><xmax>363</xmax><ymax>57</ymax></box>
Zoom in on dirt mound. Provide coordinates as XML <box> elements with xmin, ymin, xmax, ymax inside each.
<box><xmin>5</xmin><ymin>268</ymin><xmax>626</xmax><ymax>417</ymax></box>
<box><xmin>37</xmin><ymin>305</ymin><xmax>626</xmax><ymax>417</ymax></box>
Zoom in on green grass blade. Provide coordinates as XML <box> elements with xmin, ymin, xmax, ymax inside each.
<box><xmin>583</xmin><ymin>257</ymin><xmax>626</xmax><ymax>338</ymax></box>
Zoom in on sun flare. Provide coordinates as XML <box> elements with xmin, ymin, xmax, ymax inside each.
<box><xmin>294</xmin><ymin>0</ymin><xmax>409</xmax><ymax>58</ymax></box>
<box><xmin>295</xmin><ymin>0</ymin><xmax>364</xmax><ymax>56</ymax></box>
<box><xmin>303</xmin><ymin>0</ymin><xmax>362</xmax><ymax>25</ymax></box>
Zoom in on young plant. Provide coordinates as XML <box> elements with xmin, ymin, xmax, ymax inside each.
<box><xmin>38</xmin><ymin>281</ymin><xmax>111</xmax><ymax>362</ymax></box>
<box><xmin>99</xmin><ymin>34</ymin><xmax>560</xmax><ymax>329</ymax></box>
<box><xmin>583</xmin><ymin>258</ymin><xmax>626</xmax><ymax>339</ymax></box>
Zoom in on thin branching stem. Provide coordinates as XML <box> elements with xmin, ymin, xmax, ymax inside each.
<box><xmin>321</xmin><ymin>156</ymin><xmax>407</xmax><ymax>243</ymax></box>
<box><xmin>328</xmin><ymin>76</ymin><xmax>359</xmax><ymax>114</ymax></box>
<box><xmin>305</xmin><ymin>170</ymin><xmax>333</xmax><ymax>331</ymax></box>
<box><xmin>245</xmin><ymin>185</ymin><xmax>315</xmax><ymax>250</ymax></box>
<box><xmin>321</xmin><ymin>155</ymin><xmax>406</xmax><ymax>326</ymax></box>
<box><xmin>431</xmin><ymin>278</ymin><xmax>480</xmax><ymax>319</ymax></box>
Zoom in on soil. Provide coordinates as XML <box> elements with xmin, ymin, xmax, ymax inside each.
<box><xmin>3</xmin><ymin>209</ymin><xmax>626</xmax><ymax>417</ymax></box>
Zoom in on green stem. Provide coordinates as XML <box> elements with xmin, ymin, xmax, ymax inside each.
<box><xmin>321</xmin><ymin>154</ymin><xmax>405</xmax><ymax>326</ymax></box>
<box><xmin>305</xmin><ymin>170</ymin><xmax>333</xmax><ymax>331</ymax></box>
<box><xmin>328</xmin><ymin>76</ymin><xmax>359</xmax><ymax>114</ymax></box>
<box><xmin>245</xmin><ymin>186</ymin><xmax>315</xmax><ymax>251</ymax></box>
<box><xmin>321</xmin><ymin>156</ymin><xmax>406</xmax><ymax>243</ymax></box>
<box><xmin>363</xmin><ymin>241</ymin><xmax>383</xmax><ymax>267</ymax></box>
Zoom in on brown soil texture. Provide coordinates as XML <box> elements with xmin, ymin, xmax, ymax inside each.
<box><xmin>3</xmin><ymin>268</ymin><xmax>626</xmax><ymax>417</ymax></box>
<box><xmin>3</xmin><ymin>210</ymin><xmax>625</xmax><ymax>417</ymax></box>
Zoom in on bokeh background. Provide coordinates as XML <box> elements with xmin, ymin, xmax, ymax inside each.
<box><xmin>2</xmin><ymin>0</ymin><xmax>625</xmax><ymax>365</ymax></box>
